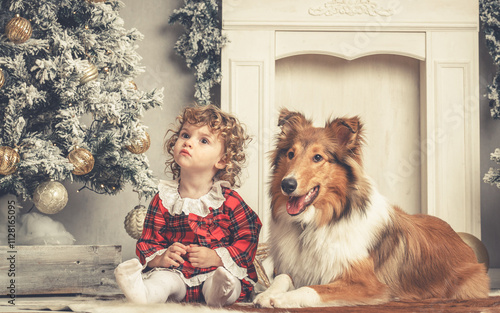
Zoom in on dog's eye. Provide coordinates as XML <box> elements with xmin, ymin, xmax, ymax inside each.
<box><xmin>313</xmin><ymin>154</ymin><xmax>323</xmax><ymax>162</ymax></box>
<box><xmin>287</xmin><ymin>151</ymin><xmax>294</xmax><ymax>160</ymax></box>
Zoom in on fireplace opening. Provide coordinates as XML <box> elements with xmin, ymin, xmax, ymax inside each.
<box><xmin>275</xmin><ymin>54</ymin><xmax>422</xmax><ymax>214</ymax></box>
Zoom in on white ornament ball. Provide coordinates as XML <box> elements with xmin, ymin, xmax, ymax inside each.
<box><xmin>124</xmin><ymin>205</ymin><xmax>147</xmax><ymax>239</ymax></box>
<box><xmin>33</xmin><ymin>181</ymin><xmax>69</xmax><ymax>214</ymax></box>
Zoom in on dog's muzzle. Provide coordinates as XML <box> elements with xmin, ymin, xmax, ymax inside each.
<box><xmin>281</xmin><ymin>178</ymin><xmax>297</xmax><ymax>195</ymax></box>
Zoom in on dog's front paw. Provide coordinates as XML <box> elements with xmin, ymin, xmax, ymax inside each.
<box><xmin>253</xmin><ymin>292</ymin><xmax>279</xmax><ymax>308</ymax></box>
<box><xmin>265</xmin><ymin>293</ymin><xmax>296</xmax><ymax>308</ymax></box>
<box><xmin>254</xmin><ymin>292</ymin><xmax>296</xmax><ymax>308</ymax></box>
<box><xmin>255</xmin><ymin>287</ymin><xmax>321</xmax><ymax>308</ymax></box>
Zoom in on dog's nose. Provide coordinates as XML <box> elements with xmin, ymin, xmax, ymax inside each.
<box><xmin>281</xmin><ymin>178</ymin><xmax>297</xmax><ymax>194</ymax></box>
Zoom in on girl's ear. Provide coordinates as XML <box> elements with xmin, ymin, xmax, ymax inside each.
<box><xmin>215</xmin><ymin>156</ymin><xmax>227</xmax><ymax>170</ymax></box>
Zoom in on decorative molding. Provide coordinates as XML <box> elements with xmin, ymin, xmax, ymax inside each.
<box><xmin>309</xmin><ymin>0</ymin><xmax>395</xmax><ymax>17</ymax></box>
<box><xmin>228</xmin><ymin>60</ymin><xmax>271</xmax><ymax>239</ymax></box>
<box><xmin>430</xmin><ymin>60</ymin><xmax>479</xmax><ymax>235</ymax></box>
<box><xmin>275</xmin><ymin>32</ymin><xmax>426</xmax><ymax>61</ymax></box>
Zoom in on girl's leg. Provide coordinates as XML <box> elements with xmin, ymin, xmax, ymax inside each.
<box><xmin>144</xmin><ymin>270</ymin><xmax>187</xmax><ymax>303</ymax></box>
<box><xmin>114</xmin><ymin>259</ymin><xmax>147</xmax><ymax>303</ymax></box>
<box><xmin>114</xmin><ymin>259</ymin><xmax>186</xmax><ymax>304</ymax></box>
<box><xmin>202</xmin><ymin>267</ymin><xmax>242</xmax><ymax>307</ymax></box>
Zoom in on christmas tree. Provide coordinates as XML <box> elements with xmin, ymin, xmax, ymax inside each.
<box><xmin>480</xmin><ymin>0</ymin><xmax>500</xmax><ymax>189</ymax></box>
<box><xmin>169</xmin><ymin>0</ymin><xmax>227</xmax><ymax>105</ymax></box>
<box><xmin>0</xmin><ymin>0</ymin><xmax>162</xmax><ymax>212</ymax></box>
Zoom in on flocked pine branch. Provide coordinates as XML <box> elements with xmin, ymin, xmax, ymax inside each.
<box><xmin>480</xmin><ymin>0</ymin><xmax>500</xmax><ymax>118</ymax></box>
<box><xmin>0</xmin><ymin>0</ymin><xmax>162</xmax><ymax>200</ymax></box>
<box><xmin>169</xmin><ymin>0</ymin><xmax>227</xmax><ymax>105</ymax></box>
<box><xmin>484</xmin><ymin>148</ymin><xmax>500</xmax><ymax>189</ymax></box>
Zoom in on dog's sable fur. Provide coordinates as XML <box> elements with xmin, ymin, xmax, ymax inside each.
<box><xmin>254</xmin><ymin>109</ymin><xmax>489</xmax><ymax>308</ymax></box>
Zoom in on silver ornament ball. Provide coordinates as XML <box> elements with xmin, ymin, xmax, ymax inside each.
<box><xmin>33</xmin><ymin>181</ymin><xmax>69</xmax><ymax>214</ymax></box>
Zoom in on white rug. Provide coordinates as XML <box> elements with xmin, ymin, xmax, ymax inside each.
<box><xmin>3</xmin><ymin>297</ymin><xmax>257</xmax><ymax>313</ymax></box>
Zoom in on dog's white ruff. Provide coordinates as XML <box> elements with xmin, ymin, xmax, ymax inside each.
<box><xmin>258</xmin><ymin>189</ymin><xmax>392</xmax><ymax>307</ymax></box>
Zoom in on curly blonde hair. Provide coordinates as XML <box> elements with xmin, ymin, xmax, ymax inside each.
<box><xmin>164</xmin><ymin>104</ymin><xmax>250</xmax><ymax>187</ymax></box>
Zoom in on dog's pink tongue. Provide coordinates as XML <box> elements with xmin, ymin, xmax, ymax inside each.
<box><xmin>286</xmin><ymin>195</ymin><xmax>306</xmax><ymax>215</ymax></box>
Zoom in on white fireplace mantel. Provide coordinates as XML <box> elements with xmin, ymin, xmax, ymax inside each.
<box><xmin>221</xmin><ymin>0</ymin><xmax>480</xmax><ymax>241</ymax></box>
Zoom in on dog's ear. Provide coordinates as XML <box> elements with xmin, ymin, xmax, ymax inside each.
<box><xmin>277</xmin><ymin>108</ymin><xmax>310</xmax><ymax>136</ymax></box>
<box><xmin>328</xmin><ymin>116</ymin><xmax>364</xmax><ymax>158</ymax></box>
<box><xmin>277</xmin><ymin>108</ymin><xmax>296</xmax><ymax>127</ymax></box>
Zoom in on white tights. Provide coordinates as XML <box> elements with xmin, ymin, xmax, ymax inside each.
<box><xmin>202</xmin><ymin>266</ymin><xmax>241</xmax><ymax>306</ymax></box>
<box><xmin>114</xmin><ymin>259</ymin><xmax>241</xmax><ymax>306</ymax></box>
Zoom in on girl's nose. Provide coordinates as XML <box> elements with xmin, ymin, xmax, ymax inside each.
<box><xmin>183</xmin><ymin>138</ymin><xmax>193</xmax><ymax>147</ymax></box>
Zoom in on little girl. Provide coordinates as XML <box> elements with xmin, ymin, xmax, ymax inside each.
<box><xmin>114</xmin><ymin>104</ymin><xmax>262</xmax><ymax>306</ymax></box>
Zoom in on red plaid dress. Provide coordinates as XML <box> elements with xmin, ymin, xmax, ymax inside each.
<box><xmin>136</xmin><ymin>181</ymin><xmax>262</xmax><ymax>303</ymax></box>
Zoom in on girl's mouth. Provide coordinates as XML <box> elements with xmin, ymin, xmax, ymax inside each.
<box><xmin>180</xmin><ymin>149</ymin><xmax>191</xmax><ymax>156</ymax></box>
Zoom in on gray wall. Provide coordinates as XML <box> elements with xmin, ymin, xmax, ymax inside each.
<box><xmin>480</xmin><ymin>27</ymin><xmax>500</xmax><ymax>269</ymax></box>
<box><xmin>9</xmin><ymin>1</ymin><xmax>500</xmax><ymax>268</ymax></box>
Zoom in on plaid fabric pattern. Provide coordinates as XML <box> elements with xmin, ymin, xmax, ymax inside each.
<box><xmin>188</xmin><ymin>212</ymin><xmax>231</xmax><ymax>243</ymax></box>
<box><xmin>136</xmin><ymin>187</ymin><xmax>262</xmax><ymax>303</ymax></box>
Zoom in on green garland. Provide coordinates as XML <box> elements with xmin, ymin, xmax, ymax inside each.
<box><xmin>169</xmin><ymin>0</ymin><xmax>227</xmax><ymax>105</ymax></box>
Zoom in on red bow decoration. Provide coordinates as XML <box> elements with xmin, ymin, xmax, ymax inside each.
<box><xmin>188</xmin><ymin>212</ymin><xmax>230</xmax><ymax>243</ymax></box>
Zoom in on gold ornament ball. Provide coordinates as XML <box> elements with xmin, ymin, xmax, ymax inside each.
<box><xmin>33</xmin><ymin>181</ymin><xmax>69</xmax><ymax>214</ymax></box>
<box><xmin>0</xmin><ymin>146</ymin><xmax>20</xmax><ymax>175</ymax></box>
<box><xmin>126</xmin><ymin>132</ymin><xmax>151</xmax><ymax>154</ymax></box>
<box><xmin>0</xmin><ymin>69</ymin><xmax>5</xmax><ymax>89</ymax></box>
<box><xmin>80</xmin><ymin>61</ymin><xmax>98</xmax><ymax>85</ymax></box>
<box><xmin>5</xmin><ymin>14</ymin><xmax>33</xmax><ymax>44</ymax></box>
<box><xmin>458</xmin><ymin>232</ymin><xmax>490</xmax><ymax>270</ymax></box>
<box><xmin>68</xmin><ymin>147</ymin><xmax>94</xmax><ymax>175</ymax></box>
<box><xmin>124</xmin><ymin>205</ymin><xmax>148</xmax><ymax>239</ymax></box>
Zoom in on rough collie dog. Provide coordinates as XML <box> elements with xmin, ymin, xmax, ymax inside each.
<box><xmin>253</xmin><ymin>109</ymin><xmax>489</xmax><ymax>308</ymax></box>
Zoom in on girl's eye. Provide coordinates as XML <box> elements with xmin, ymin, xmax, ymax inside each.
<box><xmin>201</xmin><ymin>138</ymin><xmax>209</xmax><ymax>144</ymax></box>
<box><xmin>181</xmin><ymin>133</ymin><xmax>189</xmax><ymax>139</ymax></box>
<box><xmin>313</xmin><ymin>154</ymin><xmax>323</xmax><ymax>162</ymax></box>
<box><xmin>287</xmin><ymin>151</ymin><xmax>294</xmax><ymax>160</ymax></box>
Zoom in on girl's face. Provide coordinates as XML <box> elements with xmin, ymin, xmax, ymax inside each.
<box><xmin>173</xmin><ymin>123</ymin><xmax>226</xmax><ymax>176</ymax></box>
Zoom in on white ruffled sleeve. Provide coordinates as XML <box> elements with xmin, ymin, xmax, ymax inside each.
<box><xmin>214</xmin><ymin>247</ymin><xmax>248</xmax><ymax>280</ymax></box>
<box><xmin>143</xmin><ymin>248</ymin><xmax>168</xmax><ymax>269</ymax></box>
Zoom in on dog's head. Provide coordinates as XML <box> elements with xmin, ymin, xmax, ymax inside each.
<box><xmin>270</xmin><ymin>108</ymin><xmax>370</xmax><ymax>226</ymax></box>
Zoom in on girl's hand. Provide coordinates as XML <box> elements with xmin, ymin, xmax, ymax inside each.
<box><xmin>148</xmin><ymin>242</ymin><xmax>187</xmax><ymax>268</ymax></box>
<box><xmin>187</xmin><ymin>244</ymin><xmax>223</xmax><ymax>268</ymax></box>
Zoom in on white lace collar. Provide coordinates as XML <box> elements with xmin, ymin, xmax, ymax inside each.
<box><xmin>158</xmin><ymin>179</ymin><xmax>230</xmax><ymax>217</ymax></box>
